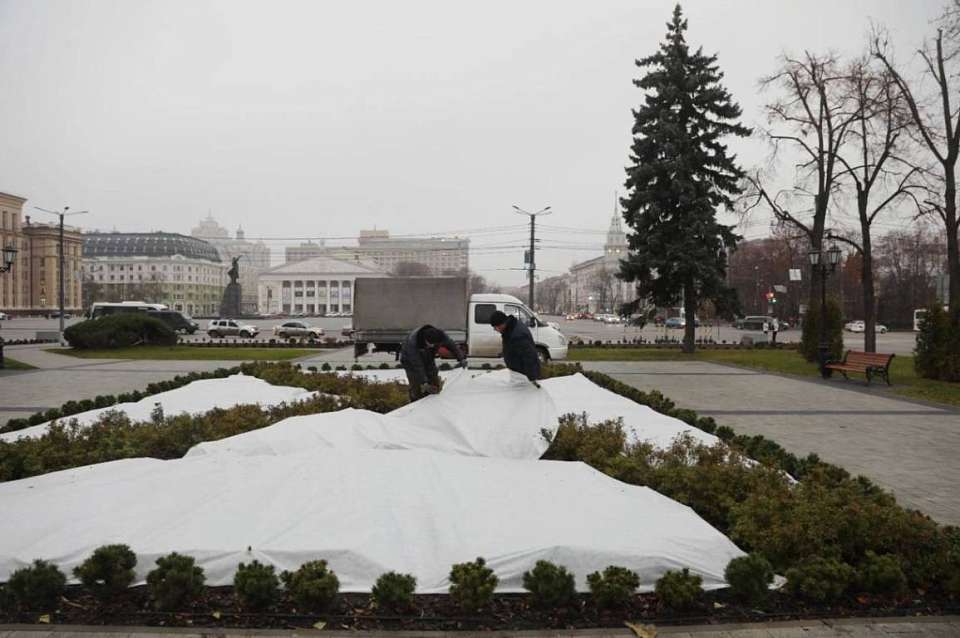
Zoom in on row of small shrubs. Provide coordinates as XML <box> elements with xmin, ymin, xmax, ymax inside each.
<box><xmin>0</xmin><ymin>546</ymin><xmax>755</xmax><ymax>616</ymax></box>
<box><xmin>4</xmin><ymin>547</ymin><xmax>931</xmax><ymax>617</ymax></box>
<box><xmin>63</xmin><ymin>313</ymin><xmax>177</xmax><ymax>350</ymax></box>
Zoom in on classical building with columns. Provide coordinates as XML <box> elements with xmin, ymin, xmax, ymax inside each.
<box><xmin>257</xmin><ymin>254</ymin><xmax>388</xmax><ymax>316</ymax></box>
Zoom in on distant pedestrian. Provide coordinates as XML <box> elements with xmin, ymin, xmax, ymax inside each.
<box><xmin>488</xmin><ymin>310</ymin><xmax>541</xmax><ymax>386</ymax></box>
<box><xmin>400</xmin><ymin>325</ymin><xmax>467</xmax><ymax>402</ymax></box>
<box><xmin>769</xmin><ymin>317</ymin><xmax>779</xmax><ymax>345</ymax></box>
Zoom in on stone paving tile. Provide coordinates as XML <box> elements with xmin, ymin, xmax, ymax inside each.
<box><xmin>583</xmin><ymin>361</ymin><xmax>960</xmax><ymax>525</ymax></box>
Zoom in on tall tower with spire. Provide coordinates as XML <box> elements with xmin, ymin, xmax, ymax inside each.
<box><xmin>604</xmin><ymin>196</ymin><xmax>628</xmax><ymax>258</ymax></box>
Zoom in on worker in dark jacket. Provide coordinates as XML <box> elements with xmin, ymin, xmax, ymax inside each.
<box><xmin>488</xmin><ymin>310</ymin><xmax>541</xmax><ymax>386</ymax></box>
<box><xmin>400</xmin><ymin>325</ymin><xmax>467</xmax><ymax>401</ymax></box>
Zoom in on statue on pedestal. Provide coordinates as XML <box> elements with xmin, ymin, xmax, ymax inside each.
<box><xmin>220</xmin><ymin>256</ymin><xmax>243</xmax><ymax>318</ymax></box>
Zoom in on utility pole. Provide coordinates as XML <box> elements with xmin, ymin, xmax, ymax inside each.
<box><xmin>512</xmin><ymin>204</ymin><xmax>551</xmax><ymax>310</ymax></box>
<box><xmin>36</xmin><ymin>206</ymin><xmax>89</xmax><ymax>343</ymax></box>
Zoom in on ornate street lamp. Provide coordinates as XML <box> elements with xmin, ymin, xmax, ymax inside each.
<box><xmin>808</xmin><ymin>243</ymin><xmax>843</xmax><ymax>377</ymax></box>
<box><xmin>0</xmin><ymin>243</ymin><xmax>17</xmax><ymax>273</ymax></box>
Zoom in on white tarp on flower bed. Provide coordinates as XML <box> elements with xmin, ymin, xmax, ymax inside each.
<box><xmin>336</xmin><ymin>368</ymin><xmax>720</xmax><ymax>450</ymax></box>
<box><xmin>0</xmin><ymin>369</ymin><xmax>744</xmax><ymax>592</ymax></box>
<box><xmin>188</xmin><ymin>369</ymin><xmax>554</xmax><ymax>460</ymax></box>
<box><xmin>0</xmin><ymin>374</ymin><xmax>319</xmax><ymax>443</ymax></box>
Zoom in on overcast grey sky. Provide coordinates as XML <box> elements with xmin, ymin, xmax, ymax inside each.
<box><xmin>0</xmin><ymin>0</ymin><xmax>944</xmax><ymax>285</ymax></box>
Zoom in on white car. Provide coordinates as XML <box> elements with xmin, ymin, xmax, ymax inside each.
<box><xmin>0</xmin><ymin>312</ymin><xmax>9</xmax><ymax>320</ymax></box>
<box><xmin>844</xmin><ymin>321</ymin><xmax>888</xmax><ymax>334</ymax></box>
<box><xmin>206</xmin><ymin>319</ymin><xmax>259</xmax><ymax>339</ymax></box>
<box><xmin>273</xmin><ymin>321</ymin><xmax>324</xmax><ymax>340</ymax></box>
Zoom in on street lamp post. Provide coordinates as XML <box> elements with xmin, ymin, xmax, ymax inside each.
<box><xmin>35</xmin><ymin>206</ymin><xmax>89</xmax><ymax>343</ymax></box>
<box><xmin>0</xmin><ymin>242</ymin><xmax>18</xmax><ymax>369</ymax></box>
<box><xmin>808</xmin><ymin>243</ymin><xmax>843</xmax><ymax>377</ymax></box>
<box><xmin>513</xmin><ymin>204</ymin><xmax>551</xmax><ymax>310</ymax></box>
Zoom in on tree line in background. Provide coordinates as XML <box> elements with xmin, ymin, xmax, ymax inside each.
<box><xmin>727</xmin><ymin>224</ymin><xmax>946</xmax><ymax>330</ymax></box>
<box><xmin>615</xmin><ymin>1</ymin><xmax>958</xmax><ymax>375</ymax></box>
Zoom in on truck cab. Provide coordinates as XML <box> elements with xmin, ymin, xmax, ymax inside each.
<box><xmin>468</xmin><ymin>293</ymin><xmax>568</xmax><ymax>363</ymax></box>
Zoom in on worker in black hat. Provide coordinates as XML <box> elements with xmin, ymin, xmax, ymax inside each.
<box><xmin>488</xmin><ymin>310</ymin><xmax>541</xmax><ymax>386</ymax></box>
<box><xmin>399</xmin><ymin>325</ymin><xmax>467</xmax><ymax>401</ymax></box>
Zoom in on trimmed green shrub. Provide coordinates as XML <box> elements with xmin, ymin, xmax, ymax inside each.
<box><xmin>655</xmin><ymin>568</ymin><xmax>703</xmax><ymax>610</ymax></box>
<box><xmin>321</xmin><ymin>362</ymin><xmax>332</xmax><ymax>371</ymax></box>
<box><xmin>73</xmin><ymin>544</ymin><xmax>137</xmax><ymax>596</ymax></box>
<box><xmin>378</xmin><ymin>362</ymin><xmax>391</xmax><ymax>370</ymax></box>
<box><xmin>800</xmin><ymin>297</ymin><xmax>843</xmax><ymax>363</ymax></box>
<box><xmin>587</xmin><ymin>565</ymin><xmax>639</xmax><ymax>609</ymax></box>
<box><xmin>281</xmin><ymin>560</ymin><xmax>339</xmax><ymax>612</ymax></box>
<box><xmin>234</xmin><ymin>560</ymin><xmax>280</xmax><ymax>611</ymax></box>
<box><xmin>6</xmin><ymin>559</ymin><xmax>67</xmax><ymax>611</ymax></box>
<box><xmin>724</xmin><ymin>554</ymin><xmax>773</xmax><ymax>604</ymax></box>
<box><xmin>64</xmin><ymin>313</ymin><xmax>177</xmax><ymax>350</ymax></box>
<box><xmin>857</xmin><ymin>551</ymin><xmax>907</xmax><ymax>596</ymax></box>
<box><xmin>914</xmin><ymin>304</ymin><xmax>960</xmax><ymax>381</ymax></box>
<box><xmin>522</xmin><ymin>560</ymin><xmax>576</xmax><ymax>608</ymax></box>
<box><xmin>146</xmin><ymin>552</ymin><xmax>205</xmax><ymax>610</ymax></box>
<box><xmin>371</xmin><ymin>571</ymin><xmax>416</xmax><ymax>611</ymax></box>
<box><xmin>449</xmin><ymin>557</ymin><xmax>498</xmax><ymax>612</ymax></box>
<box><xmin>784</xmin><ymin>556</ymin><xmax>854</xmax><ymax>603</ymax></box>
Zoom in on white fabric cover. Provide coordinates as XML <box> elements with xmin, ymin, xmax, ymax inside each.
<box><xmin>189</xmin><ymin>369</ymin><xmax>554</xmax><ymax>460</ymax></box>
<box><xmin>338</xmin><ymin>369</ymin><xmax>720</xmax><ymax>450</ymax></box>
<box><xmin>1</xmin><ymin>374</ymin><xmax>318</xmax><ymax>443</ymax></box>
<box><xmin>0</xmin><ymin>452</ymin><xmax>742</xmax><ymax>592</ymax></box>
<box><xmin>0</xmin><ymin>369</ymin><xmax>745</xmax><ymax>592</ymax></box>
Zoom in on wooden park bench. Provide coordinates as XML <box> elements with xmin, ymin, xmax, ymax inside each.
<box><xmin>825</xmin><ymin>350</ymin><xmax>895</xmax><ymax>385</ymax></box>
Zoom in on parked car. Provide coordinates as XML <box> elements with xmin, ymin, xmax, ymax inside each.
<box><xmin>148</xmin><ymin>310</ymin><xmax>199</xmax><ymax>334</ymax></box>
<box><xmin>206</xmin><ymin>318</ymin><xmax>259</xmax><ymax>338</ymax></box>
<box><xmin>273</xmin><ymin>321</ymin><xmax>324</xmax><ymax>340</ymax></box>
<box><xmin>665</xmin><ymin>316</ymin><xmax>700</xmax><ymax>328</ymax></box>
<box><xmin>0</xmin><ymin>312</ymin><xmax>8</xmax><ymax>320</ymax></box>
<box><xmin>844</xmin><ymin>320</ymin><xmax>888</xmax><ymax>334</ymax></box>
<box><xmin>341</xmin><ymin>323</ymin><xmax>354</xmax><ymax>337</ymax></box>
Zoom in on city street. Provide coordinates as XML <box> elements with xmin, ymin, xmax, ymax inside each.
<box><xmin>1</xmin><ymin>315</ymin><xmax>921</xmax><ymax>356</ymax></box>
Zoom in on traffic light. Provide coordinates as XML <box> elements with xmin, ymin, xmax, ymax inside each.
<box><xmin>765</xmin><ymin>291</ymin><xmax>777</xmax><ymax>304</ymax></box>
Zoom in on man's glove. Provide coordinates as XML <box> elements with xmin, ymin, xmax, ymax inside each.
<box><xmin>421</xmin><ymin>383</ymin><xmax>440</xmax><ymax>395</ymax></box>
<box><xmin>530</xmin><ymin>379</ymin><xmax>541</xmax><ymax>389</ymax></box>
<box><xmin>459</xmin><ymin>359</ymin><xmax>469</xmax><ymax>369</ymax></box>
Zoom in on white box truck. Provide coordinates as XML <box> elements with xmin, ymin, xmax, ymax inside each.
<box><xmin>352</xmin><ymin>277</ymin><xmax>568</xmax><ymax>364</ymax></box>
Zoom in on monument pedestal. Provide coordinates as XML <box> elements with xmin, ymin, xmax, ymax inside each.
<box><xmin>220</xmin><ymin>283</ymin><xmax>242</xmax><ymax>318</ymax></box>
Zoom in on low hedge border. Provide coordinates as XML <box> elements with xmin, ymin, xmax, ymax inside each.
<box><xmin>569</xmin><ymin>341</ymin><xmax>799</xmax><ymax>350</ymax></box>
<box><xmin>178</xmin><ymin>339</ymin><xmax>352</xmax><ymax>349</ymax></box>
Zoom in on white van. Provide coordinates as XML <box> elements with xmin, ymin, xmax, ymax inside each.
<box><xmin>468</xmin><ymin>293</ymin><xmax>568</xmax><ymax>362</ymax></box>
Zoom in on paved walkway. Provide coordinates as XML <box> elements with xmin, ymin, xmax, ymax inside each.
<box><xmin>2</xmin><ymin>616</ymin><xmax>959</xmax><ymax>636</ymax></box>
<box><xmin>583</xmin><ymin>361</ymin><xmax>960</xmax><ymax>525</ymax></box>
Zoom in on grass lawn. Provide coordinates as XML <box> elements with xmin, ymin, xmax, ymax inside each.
<box><xmin>49</xmin><ymin>346</ymin><xmax>314</xmax><ymax>361</ymax></box>
<box><xmin>1</xmin><ymin>356</ymin><xmax>36</xmax><ymax>370</ymax></box>
<box><xmin>569</xmin><ymin>347</ymin><xmax>960</xmax><ymax>408</ymax></box>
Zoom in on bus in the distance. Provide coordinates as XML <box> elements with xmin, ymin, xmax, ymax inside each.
<box><xmin>89</xmin><ymin>301</ymin><xmax>167</xmax><ymax>319</ymax></box>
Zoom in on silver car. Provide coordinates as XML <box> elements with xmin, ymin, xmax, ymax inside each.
<box><xmin>207</xmin><ymin>319</ymin><xmax>259</xmax><ymax>339</ymax></box>
<box><xmin>273</xmin><ymin>321</ymin><xmax>324</xmax><ymax>340</ymax></box>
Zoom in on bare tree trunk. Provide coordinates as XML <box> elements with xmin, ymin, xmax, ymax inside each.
<box><xmin>862</xmin><ymin>229</ymin><xmax>877</xmax><ymax>353</ymax></box>
<box><xmin>946</xmin><ymin>171</ymin><xmax>959</xmax><ymax>308</ymax></box>
<box><xmin>683</xmin><ymin>279</ymin><xmax>696</xmax><ymax>353</ymax></box>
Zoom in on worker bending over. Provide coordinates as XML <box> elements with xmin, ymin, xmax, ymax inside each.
<box><xmin>400</xmin><ymin>325</ymin><xmax>467</xmax><ymax>401</ymax></box>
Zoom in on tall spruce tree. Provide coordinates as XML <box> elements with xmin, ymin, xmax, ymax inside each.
<box><xmin>620</xmin><ymin>4</ymin><xmax>750</xmax><ymax>353</ymax></box>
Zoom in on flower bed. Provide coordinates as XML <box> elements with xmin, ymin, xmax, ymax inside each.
<box><xmin>0</xmin><ymin>362</ymin><xmax>957</xmax><ymax>627</ymax></box>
